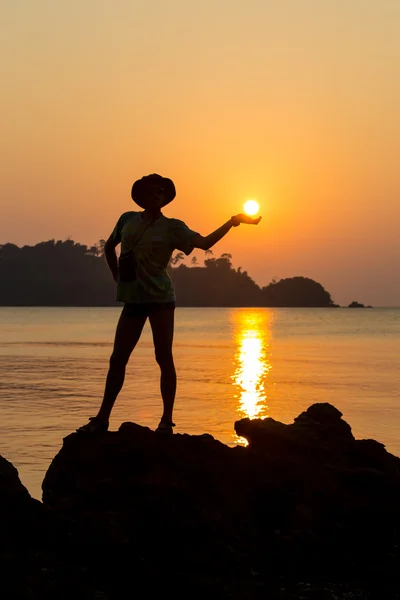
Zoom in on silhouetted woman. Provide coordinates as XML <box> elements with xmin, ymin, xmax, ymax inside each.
<box><xmin>78</xmin><ymin>174</ymin><xmax>261</xmax><ymax>434</ymax></box>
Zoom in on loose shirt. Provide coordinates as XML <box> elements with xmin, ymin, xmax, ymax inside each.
<box><xmin>112</xmin><ymin>211</ymin><xmax>198</xmax><ymax>303</ymax></box>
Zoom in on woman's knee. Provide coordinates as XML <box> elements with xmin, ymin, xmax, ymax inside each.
<box><xmin>154</xmin><ymin>348</ymin><xmax>175</xmax><ymax>369</ymax></box>
<box><xmin>109</xmin><ymin>351</ymin><xmax>129</xmax><ymax>371</ymax></box>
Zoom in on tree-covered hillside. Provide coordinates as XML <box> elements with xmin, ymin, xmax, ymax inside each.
<box><xmin>0</xmin><ymin>240</ymin><xmax>337</xmax><ymax>307</ymax></box>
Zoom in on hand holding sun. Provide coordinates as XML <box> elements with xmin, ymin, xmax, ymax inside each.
<box><xmin>231</xmin><ymin>200</ymin><xmax>262</xmax><ymax>226</ymax></box>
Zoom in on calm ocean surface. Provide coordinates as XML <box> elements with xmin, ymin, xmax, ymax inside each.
<box><xmin>0</xmin><ymin>306</ymin><xmax>399</xmax><ymax>500</ymax></box>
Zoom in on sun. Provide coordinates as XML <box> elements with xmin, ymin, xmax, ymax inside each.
<box><xmin>243</xmin><ymin>200</ymin><xmax>259</xmax><ymax>216</ymax></box>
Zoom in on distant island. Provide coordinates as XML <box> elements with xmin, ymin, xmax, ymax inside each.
<box><xmin>0</xmin><ymin>239</ymin><xmax>367</xmax><ymax>308</ymax></box>
<box><xmin>348</xmin><ymin>301</ymin><xmax>372</xmax><ymax>308</ymax></box>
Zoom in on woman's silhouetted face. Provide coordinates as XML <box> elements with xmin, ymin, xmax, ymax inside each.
<box><xmin>142</xmin><ymin>183</ymin><xmax>165</xmax><ymax>210</ymax></box>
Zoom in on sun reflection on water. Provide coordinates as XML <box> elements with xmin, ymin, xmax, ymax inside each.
<box><xmin>232</xmin><ymin>310</ymin><xmax>272</xmax><ymax>444</ymax></box>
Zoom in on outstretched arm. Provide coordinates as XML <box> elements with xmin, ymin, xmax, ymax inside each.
<box><xmin>193</xmin><ymin>214</ymin><xmax>262</xmax><ymax>251</ymax></box>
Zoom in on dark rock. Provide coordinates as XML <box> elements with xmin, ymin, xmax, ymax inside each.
<box><xmin>0</xmin><ymin>454</ymin><xmax>32</xmax><ymax>509</ymax></box>
<box><xmin>294</xmin><ymin>401</ymin><xmax>343</xmax><ymax>423</ymax></box>
<box><xmin>292</xmin><ymin>402</ymin><xmax>354</xmax><ymax>442</ymax></box>
<box><xmin>0</xmin><ymin>456</ymin><xmax>120</xmax><ymax>599</ymax></box>
<box><xmin>235</xmin><ymin>403</ymin><xmax>355</xmax><ymax>464</ymax></box>
<box><xmin>2</xmin><ymin>403</ymin><xmax>400</xmax><ymax>598</ymax></box>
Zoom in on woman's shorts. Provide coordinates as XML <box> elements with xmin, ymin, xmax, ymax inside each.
<box><xmin>122</xmin><ymin>302</ymin><xmax>176</xmax><ymax>318</ymax></box>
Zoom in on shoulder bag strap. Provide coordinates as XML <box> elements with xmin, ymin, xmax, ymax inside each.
<box><xmin>128</xmin><ymin>220</ymin><xmax>152</xmax><ymax>251</ymax></box>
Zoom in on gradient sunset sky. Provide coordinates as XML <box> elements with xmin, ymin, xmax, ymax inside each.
<box><xmin>2</xmin><ymin>0</ymin><xmax>399</xmax><ymax>306</ymax></box>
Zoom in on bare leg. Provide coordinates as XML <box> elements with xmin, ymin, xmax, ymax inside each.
<box><xmin>96</xmin><ymin>311</ymin><xmax>147</xmax><ymax>423</ymax></box>
<box><xmin>149</xmin><ymin>307</ymin><xmax>176</xmax><ymax>424</ymax></box>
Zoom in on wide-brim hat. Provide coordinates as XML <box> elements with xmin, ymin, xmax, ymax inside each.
<box><xmin>131</xmin><ymin>173</ymin><xmax>176</xmax><ymax>209</ymax></box>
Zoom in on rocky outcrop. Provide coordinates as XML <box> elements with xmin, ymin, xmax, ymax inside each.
<box><xmin>2</xmin><ymin>404</ymin><xmax>400</xmax><ymax>598</ymax></box>
<box><xmin>0</xmin><ymin>456</ymin><xmax>99</xmax><ymax>599</ymax></box>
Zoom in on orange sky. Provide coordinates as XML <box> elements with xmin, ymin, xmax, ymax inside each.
<box><xmin>1</xmin><ymin>0</ymin><xmax>399</xmax><ymax>306</ymax></box>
